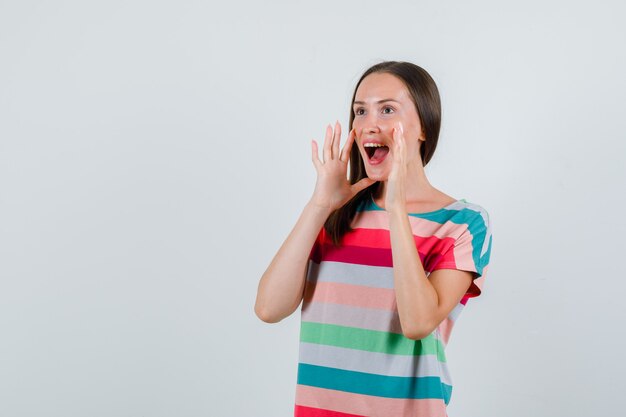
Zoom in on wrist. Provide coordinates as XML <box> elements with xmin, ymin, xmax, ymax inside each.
<box><xmin>305</xmin><ymin>200</ymin><xmax>334</xmax><ymax>217</ymax></box>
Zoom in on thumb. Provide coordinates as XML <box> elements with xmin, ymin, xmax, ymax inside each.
<box><xmin>351</xmin><ymin>177</ymin><xmax>377</xmax><ymax>194</ymax></box>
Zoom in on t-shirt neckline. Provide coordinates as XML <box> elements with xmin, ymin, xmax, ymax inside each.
<box><xmin>369</xmin><ymin>194</ymin><xmax>464</xmax><ymax>215</ymax></box>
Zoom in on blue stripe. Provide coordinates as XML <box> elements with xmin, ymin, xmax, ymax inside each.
<box><xmin>297</xmin><ymin>363</ymin><xmax>452</xmax><ymax>404</ymax></box>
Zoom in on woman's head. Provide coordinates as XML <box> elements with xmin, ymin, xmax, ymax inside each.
<box><xmin>348</xmin><ymin>61</ymin><xmax>442</xmax><ymax>183</ymax></box>
<box><xmin>325</xmin><ymin>61</ymin><xmax>442</xmax><ymax>246</ymax></box>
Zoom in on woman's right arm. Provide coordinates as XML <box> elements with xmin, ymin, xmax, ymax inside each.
<box><xmin>254</xmin><ymin>121</ymin><xmax>375</xmax><ymax>323</ymax></box>
<box><xmin>253</xmin><ymin>201</ymin><xmax>332</xmax><ymax>323</ymax></box>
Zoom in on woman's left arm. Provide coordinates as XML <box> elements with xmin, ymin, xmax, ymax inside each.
<box><xmin>388</xmin><ymin>210</ymin><xmax>473</xmax><ymax>340</ymax></box>
<box><xmin>386</xmin><ymin>122</ymin><xmax>472</xmax><ymax>340</ymax></box>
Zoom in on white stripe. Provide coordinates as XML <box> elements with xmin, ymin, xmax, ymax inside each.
<box><xmin>448</xmin><ymin>302</ymin><xmax>465</xmax><ymax>322</ymax></box>
<box><xmin>301</xmin><ymin>302</ymin><xmax>446</xmax><ymax>343</ymax></box>
<box><xmin>307</xmin><ymin>260</ymin><xmax>394</xmax><ymax>289</ymax></box>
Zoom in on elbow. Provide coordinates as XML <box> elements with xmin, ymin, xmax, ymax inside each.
<box><xmin>402</xmin><ymin>329</ymin><xmax>430</xmax><ymax>341</ymax></box>
<box><xmin>254</xmin><ymin>303</ymin><xmax>283</xmax><ymax>324</ymax></box>
<box><xmin>254</xmin><ymin>288</ymin><xmax>302</xmax><ymax>324</ymax></box>
<box><xmin>401</xmin><ymin>321</ymin><xmax>436</xmax><ymax>341</ymax></box>
<box><xmin>254</xmin><ymin>305</ymin><xmax>280</xmax><ymax>323</ymax></box>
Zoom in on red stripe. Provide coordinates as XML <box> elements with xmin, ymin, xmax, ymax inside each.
<box><xmin>344</xmin><ymin>227</ymin><xmax>455</xmax><ymax>252</ymax></box>
<box><xmin>322</xmin><ymin>242</ymin><xmax>392</xmax><ymax>267</ymax></box>
<box><xmin>295</xmin><ymin>405</ymin><xmax>365</xmax><ymax>417</ymax></box>
<box><xmin>317</xmin><ymin>229</ymin><xmax>457</xmax><ymax>270</ymax></box>
<box><xmin>342</xmin><ymin>228</ymin><xmax>391</xmax><ymax>248</ymax></box>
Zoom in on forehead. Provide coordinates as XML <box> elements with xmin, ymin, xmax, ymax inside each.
<box><xmin>354</xmin><ymin>72</ymin><xmax>410</xmax><ymax>103</ymax></box>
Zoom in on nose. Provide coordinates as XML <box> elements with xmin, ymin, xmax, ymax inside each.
<box><xmin>360</xmin><ymin>111</ymin><xmax>381</xmax><ymax>135</ymax></box>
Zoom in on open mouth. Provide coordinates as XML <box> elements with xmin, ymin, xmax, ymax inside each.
<box><xmin>364</xmin><ymin>144</ymin><xmax>390</xmax><ymax>164</ymax></box>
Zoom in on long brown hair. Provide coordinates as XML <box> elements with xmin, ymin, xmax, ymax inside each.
<box><xmin>324</xmin><ymin>61</ymin><xmax>442</xmax><ymax>246</ymax></box>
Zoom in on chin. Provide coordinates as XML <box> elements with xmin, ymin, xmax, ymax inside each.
<box><xmin>361</xmin><ymin>152</ymin><xmax>391</xmax><ymax>182</ymax></box>
<box><xmin>364</xmin><ymin>170</ymin><xmax>388</xmax><ymax>182</ymax></box>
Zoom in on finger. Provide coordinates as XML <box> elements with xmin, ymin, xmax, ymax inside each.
<box><xmin>323</xmin><ymin>124</ymin><xmax>332</xmax><ymax>163</ymax></box>
<box><xmin>351</xmin><ymin>177</ymin><xmax>377</xmax><ymax>194</ymax></box>
<box><xmin>398</xmin><ymin>122</ymin><xmax>406</xmax><ymax>148</ymax></box>
<box><xmin>394</xmin><ymin>126</ymin><xmax>404</xmax><ymax>150</ymax></box>
<box><xmin>392</xmin><ymin>127</ymin><xmax>404</xmax><ymax>166</ymax></box>
<box><xmin>392</xmin><ymin>127</ymin><xmax>400</xmax><ymax>150</ymax></box>
<box><xmin>340</xmin><ymin>128</ymin><xmax>356</xmax><ymax>162</ymax></box>
<box><xmin>311</xmin><ymin>140</ymin><xmax>321</xmax><ymax>170</ymax></box>
<box><xmin>332</xmin><ymin>120</ymin><xmax>341</xmax><ymax>160</ymax></box>
<box><xmin>395</xmin><ymin>123</ymin><xmax>403</xmax><ymax>140</ymax></box>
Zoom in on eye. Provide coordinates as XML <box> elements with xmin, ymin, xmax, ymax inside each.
<box><xmin>382</xmin><ymin>106</ymin><xmax>394</xmax><ymax>114</ymax></box>
<box><xmin>354</xmin><ymin>107</ymin><xmax>364</xmax><ymax>115</ymax></box>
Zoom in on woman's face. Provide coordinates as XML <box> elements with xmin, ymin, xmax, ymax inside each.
<box><xmin>352</xmin><ymin>72</ymin><xmax>424</xmax><ymax>181</ymax></box>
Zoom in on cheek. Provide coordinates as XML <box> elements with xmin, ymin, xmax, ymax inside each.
<box><xmin>408</xmin><ymin>119</ymin><xmax>423</xmax><ymax>136</ymax></box>
<box><xmin>352</xmin><ymin>119</ymin><xmax>366</xmax><ymax>131</ymax></box>
<box><xmin>380</xmin><ymin>123</ymin><xmax>396</xmax><ymax>138</ymax></box>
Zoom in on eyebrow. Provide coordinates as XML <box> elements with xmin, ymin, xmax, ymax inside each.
<box><xmin>353</xmin><ymin>99</ymin><xmax>401</xmax><ymax>106</ymax></box>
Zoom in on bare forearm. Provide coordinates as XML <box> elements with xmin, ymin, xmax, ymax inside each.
<box><xmin>254</xmin><ymin>201</ymin><xmax>332</xmax><ymax>323</ymax></box>
<box><xmin>388</xmin><ymin>209</ymin><xmax>439</xmax><ymax>338</ymax></box>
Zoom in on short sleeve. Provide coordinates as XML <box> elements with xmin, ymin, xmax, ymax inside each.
<box><xmin>431</xmin><ymin>209</ymin><xmax>493</xmax><ymax>298</ymax></box>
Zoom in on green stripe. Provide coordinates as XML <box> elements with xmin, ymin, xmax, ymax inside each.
<box><xmin>298</xmin><ymin>363</ymin><xmax>452</xmax><ymax>403</ymax></box>
<box><xmin>300</xmin><ymin>321</ymin><xmax>446</xmax><ymax>362</ymax></box>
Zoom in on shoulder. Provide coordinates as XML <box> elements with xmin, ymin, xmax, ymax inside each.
<box><xmin>448</xmin><ymin>199</ymin><xmax>490</xmax><ymax>228</ymax></box>
<box><xmin>456</xmin><ymin>200</ymin><xmax>493</xmax><ymax>261</ymax></box>
<box><xmin>444</xmin><ymin>200</ymin><xmax>492</xmax><ymax>258</ymax></box>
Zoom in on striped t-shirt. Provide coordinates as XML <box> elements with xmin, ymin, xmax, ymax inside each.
<box><xmin>294</xmin><ymin>195</ymin><xmax>493</xmax><ymax>417</ymax></box>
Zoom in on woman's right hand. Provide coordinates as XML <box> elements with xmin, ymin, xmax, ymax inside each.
<box><xmin>310</xmin><ymin>121</ymin><xmax>377</xmax><ymax>211</ymax></box>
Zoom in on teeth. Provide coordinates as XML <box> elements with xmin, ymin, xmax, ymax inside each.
<box><xmin>363</xmin><ymin>143</ymin><xmax>387</xmax><ymax>147</ymax></box>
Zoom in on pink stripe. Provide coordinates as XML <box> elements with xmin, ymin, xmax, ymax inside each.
<box><xmin>304</xmin><ymin>281</ymin><xmax>397</xmax><ymax>311</ymax></box>
<box><xmin>437</xmin><ymin>318</ymin><xmax>454</xmax><ymax>346</ymax></box>
<box><xmin>295</xmin><ymin>385</ymin><xmax>447</xmax><ymax>417</ymax></box>
<box><xmin>353</xmin><ymin>210</ymin><xmax>469</xmax><ymax>240</ymax></box>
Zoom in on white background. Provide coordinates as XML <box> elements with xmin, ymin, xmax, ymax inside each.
<box><xmin>1</xmin><ymin>1</ymin><xmax>625</xmax><ymax>416</ymax></box>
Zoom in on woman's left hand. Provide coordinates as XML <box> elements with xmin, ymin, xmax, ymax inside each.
<box><xmin>385</xmin><ymin>121</ymin><xmax>408</xmax><ymax>214</ymax></box>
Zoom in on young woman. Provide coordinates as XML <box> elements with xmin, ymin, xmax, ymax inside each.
<box><xmin>255</xmin><ymin>61</ymin><xmax>493</xmax><ymax>417</ymax></box>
